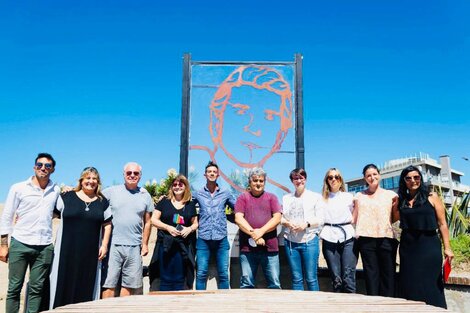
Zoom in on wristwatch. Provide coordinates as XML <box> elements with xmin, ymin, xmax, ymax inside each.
<box><xmin>306</xmin><ymin>222</ymin><xmax>311</xmax><ymax>228</ymax></box>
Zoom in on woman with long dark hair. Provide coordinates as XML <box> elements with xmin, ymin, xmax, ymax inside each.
<box><xmin>397</xmin><ymin>165</ymin><xmax>453</xmax><ymax>308</ymax></box>
<box><xmin>354</xmin><ymin>164</ymin><xmax>398</xmax><ymax>297</ymax></box>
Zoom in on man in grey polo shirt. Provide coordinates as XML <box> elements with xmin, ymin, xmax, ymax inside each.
<box><xmin>101</xmin><ymin>162</ymin><xmax>154</xmax><ymax>298</ymax></box>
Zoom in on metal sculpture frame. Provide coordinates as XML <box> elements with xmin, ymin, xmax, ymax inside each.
<box><xmin>179</xmin><ymin>54</ymin><xmax>304</xmax><ymax>189</ymax></box>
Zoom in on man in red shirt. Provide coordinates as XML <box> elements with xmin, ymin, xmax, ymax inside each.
<box><xmin>234</xmin><ymin>167</ymin><xmax>282</xmax><ymax>288</ymax></box>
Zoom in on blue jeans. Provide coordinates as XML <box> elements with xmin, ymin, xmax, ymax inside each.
<box><xmin>195</xmin><ymin>237</ymin><xmax>230</xmax><ymax>290</ymax></box>
<box><xmin>284</xmin><ymin>236</ymin><xmax>320</xmax><ymax>291</ymax></box>
<box><xmin>322</xmin><ymin>238</ymin><xmax>357</xmax><ymax>293</ymax></box>
<box><xmin>239</xmin><ymin>251</ymin><xmax>281</xmax><ymax>289</ymax></box>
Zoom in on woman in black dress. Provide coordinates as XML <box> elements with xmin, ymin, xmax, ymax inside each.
<box><xmin>149</xmin><ymin>174</ymin><xmax>198</xmax><ymax>291</ymax></box>
<box><xmin>49</xmin><ymin>167</ymin><xmax>112</xmax><ymax>309</ymax></box>
<box><xmin>396</xmin><ymin>165</ymin><xmax>453</xmax><ymax>308</ymax></box>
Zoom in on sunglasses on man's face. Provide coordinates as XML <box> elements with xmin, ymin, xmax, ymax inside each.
<box><xmin>35</xmin><ymin>162</ymin><xmax>53</xmax><ymax>170</ymax></box>
<box><xmin>126</xmin><ymin>171</ymin><xmax>141</xmax><ymax>176</ymax></box>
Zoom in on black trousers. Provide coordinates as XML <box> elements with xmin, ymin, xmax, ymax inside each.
<box><xmin>357</xmin><ymin>237</ymin><xmax>398</xmax><ymax>297</ymax></box>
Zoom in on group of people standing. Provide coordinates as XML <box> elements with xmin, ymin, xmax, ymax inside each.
<box><xmin>294</xmin><ymin>164</ymin><xmax>453</xmax><ymax>309</ymax></box>
<box><xmin>315</xmin><ymin>164</ymin><xmax>453</xmax><ymax>309</ymax></box>
<box><xmin>0</xmin><ymin>154</ymin><xmax>154</xmax><ymax>313</ymax></box>
<box><xmin>0</xmin><ymin>153</ymin><xmax>454</xmax><ymax>313</ymax></box>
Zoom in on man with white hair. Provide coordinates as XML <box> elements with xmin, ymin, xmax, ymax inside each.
<box><xmin>234</xmin><ymin>167</ymin><xmax>282</xmax><ymax>289</ymax></box>
<box><xmin>101</xmin><ymin>162</ymin><xmax>154</xmax><ymax>298</ymax></box>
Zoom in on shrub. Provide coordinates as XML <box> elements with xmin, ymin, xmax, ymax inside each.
<box><xmin>144</xmin><ymin>168</ymin><xmax>178</xmax><ymax>205</ymax></box>
<box><xmin>449</xmin><ymin>234</ymin><xmax>470</xmax><ymax>267</ymax></box>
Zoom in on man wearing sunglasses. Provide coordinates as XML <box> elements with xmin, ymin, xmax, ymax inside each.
<box><xmin>0</xmin><ymin>153</ymin><xmax>61</xmax><ymax>313</ymax></box>
<box><xmin>101</xmin><ymin>162</ymin><xmax>154</xmax><ymax>299</ymax></box>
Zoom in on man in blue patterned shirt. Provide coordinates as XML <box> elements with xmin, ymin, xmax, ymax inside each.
<box><xmin>193</xmin><ymin>161</ymin><xmax>235</xmax><ymax>289</ymax></box>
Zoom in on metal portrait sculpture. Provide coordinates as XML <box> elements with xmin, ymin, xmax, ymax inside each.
<box><xmin>180</xmin><ymin>54</ymin><xmax>303</xmax><ymax>197</ymax></box>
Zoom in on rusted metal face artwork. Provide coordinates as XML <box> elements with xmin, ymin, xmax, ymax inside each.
<box><xmin>181</xmin><ymin>55</ymin><xmax>303</xmax><ymax>199</ymax></box>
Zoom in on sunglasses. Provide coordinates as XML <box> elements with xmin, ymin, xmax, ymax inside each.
<box><xmin>327</xmin><ymin>175</ymin><xmax>341</xmax><ymax>181</ymax></box>
<box><xmin>172</xmin><ymin>181</ymin><xmax>184</xmax><ymax>187</ymax></box>
<box><xmin>404</xmin><ymin>175</ymin><xmax>421</xmax><ymax>182</ymax></box>
<box><xmin>35</xmin><ymin>162</ymin><xmax>53</xmax><ymax>170</ymax></box>
<box><xmin>126</xmin><ymin>171</ymin><xmax>141</xmax><ymax>176</ymax></box>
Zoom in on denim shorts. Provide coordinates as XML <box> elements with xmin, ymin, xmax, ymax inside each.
<box><xmin>102</xmin><ymin>244</ymin><xmax>143</xmax><ymax>289</ymax></box>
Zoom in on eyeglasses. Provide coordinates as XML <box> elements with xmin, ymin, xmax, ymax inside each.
<box><xmin>35</xmin><ymin>162</ymin><xmax>53</xmax><ymax>170</ymax></box>
<box><xmin>172</xmin><ymin>181</ymin><xmax>184</xmax><ymax>187</ymax></box>
<box><xmin>327</xmin><ymin>175</ymin><xmax>341</xmax><ymax>181</ymax></box>
<box><xmin>126</xmin><ymin>171</ymin><xmax>141</xmax><ymax>176</ymax></box>
<box><xmin>404</xmin><ymin>175</ymin><xmax>421</xmax><ymax>182</ymax></box>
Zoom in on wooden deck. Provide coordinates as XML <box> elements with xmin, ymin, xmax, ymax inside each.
<box><xmin>46</xmin><ymin>290</ymin><xmax>449</xmax><ymax>312</ymax></box>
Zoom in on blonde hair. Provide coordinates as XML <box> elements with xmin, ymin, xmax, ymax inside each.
<box><xmin>321</xmin><ymin>168</ymin><xmax>345</xmax><ymax>200</ymax></box>
<box><xmin>167</xmin><ymin>174</ymin><xmax>192</xmax><ymax>203</ymax></box>
<box><xmin>73</xmin><ymin>166</ymin><xmax>104</xmax><ymax>199</ymax></box>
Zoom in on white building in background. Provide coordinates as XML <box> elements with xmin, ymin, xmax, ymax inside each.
<box><xmin>346</xmin><ymin>153</ymin><xmax>470</xmax><ymax>207</ymax></box>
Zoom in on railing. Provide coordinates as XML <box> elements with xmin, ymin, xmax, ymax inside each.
<box><xmin>381</xmin><ymin>153</ymin><xmax>440</xmax><ymax>171</ymax></box>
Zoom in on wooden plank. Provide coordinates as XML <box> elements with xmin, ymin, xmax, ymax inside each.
<box><xmin>47</xmin><ymin>290</ymin><xmax>450</xmax><ymax>313</ymax></box>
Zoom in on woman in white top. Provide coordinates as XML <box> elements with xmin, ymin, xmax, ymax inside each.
<box><xmin>282</xmin><ymin>168</ymin><xmax>324</xmax><ymax>291</ymax></box>
<box><xmin>319</xmin><ymin>168</ymin><xmax>357</xmax><ymax>293</ymax></box>
<box><xmin>354</xmin><ymin>164</ymin><xmax>398</xmax><ymax>297</ymax></box>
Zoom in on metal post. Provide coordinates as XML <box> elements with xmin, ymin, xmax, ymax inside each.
<box><xmin>294</xmin><ymin>53</ymin><xmax>305</xmax><ymax>169</ymax></box>
<box><xmin>179</xmin><ymin>53</ymin><xmax>191</xmax><ymax>176</ymax></box>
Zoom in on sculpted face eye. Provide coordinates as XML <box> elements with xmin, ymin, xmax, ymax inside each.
<box><xmin>230</xmin><ymin>103</ymin><xmax>250</xmax><ymax>115</ymax></box>
<box><xmin>264</xmin><ymin>109</ymin><xmax>279</xmax><ymax>121</ymax></box>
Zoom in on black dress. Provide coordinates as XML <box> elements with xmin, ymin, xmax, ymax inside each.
<box><xmin>148</xmin><ymin>198</ymin><xmax>197</xmax><ymax>291</ymax></box>
<box><xmin>49</xmin><ymin>192</ymin><xmax>112</xmax><ymax>309</ymax></box>
<box><xmin>399</xmin><ymin>199</ymin><xmax>446</xmax><ymax>308</ymax></box>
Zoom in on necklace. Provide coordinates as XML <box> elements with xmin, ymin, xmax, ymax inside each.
<box><xmin>78</xmin><ymin>190</ymin><xmax>97</xmax><ymax>211</ymax></box>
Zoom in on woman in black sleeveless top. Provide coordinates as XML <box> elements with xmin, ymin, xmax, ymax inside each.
<box><xmin>395</xmin><ymin>166</ymin><xmax>453</xmax><ymax>308</ymax></box>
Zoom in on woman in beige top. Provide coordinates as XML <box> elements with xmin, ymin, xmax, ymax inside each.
<box><xmin>354</xmin><ymin>164</ymin><xmax>398</xmax><ymax>297</ymax></box>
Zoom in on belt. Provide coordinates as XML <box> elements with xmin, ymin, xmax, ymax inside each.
<box><xmin>324</xmin><ymin>222</ymin><xmax>351</xmax><ymax>242</ymax></box>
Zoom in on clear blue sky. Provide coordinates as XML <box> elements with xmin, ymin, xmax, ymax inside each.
<box><xmin>1</xmin><ymin>0</ymin><xmax>469</xmax><ymax>201</ymax></box>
